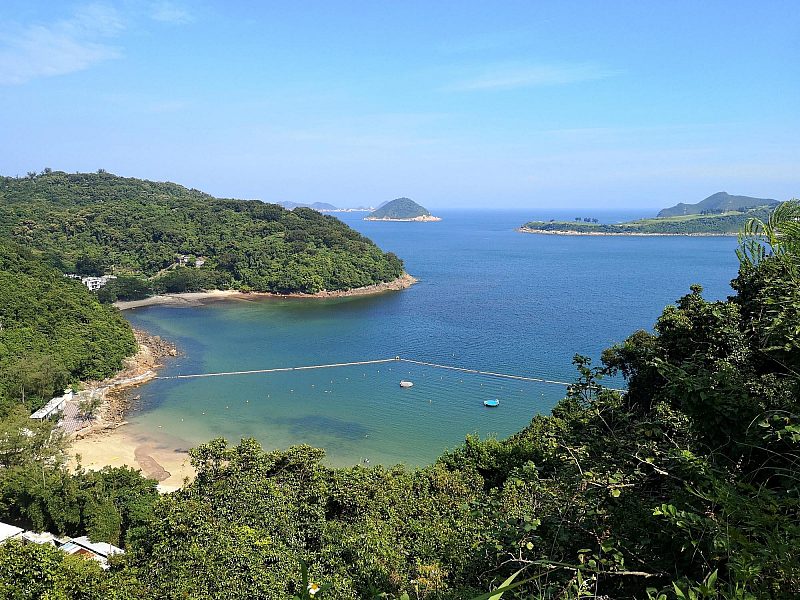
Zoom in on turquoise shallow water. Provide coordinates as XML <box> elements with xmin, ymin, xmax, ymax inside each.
<box><xmin>124</xmin><ymin>211</ymin><xmax>741</xmax><ymax>466</ymax></box>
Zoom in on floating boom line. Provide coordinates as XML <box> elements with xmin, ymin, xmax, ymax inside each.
<box><xmin>396</xmin><ymin>358</ymin><xmax>575</xmax><ymax>387</ymax></box>
<box><xmin>156</xmin><ymin>358</ymin><xmax>397</xmax><ymax>380</ymax></box>
<box><xmin>155</xmin><ymin>356</ymin><xmax>625</xmax><ymax>391</ymax></box>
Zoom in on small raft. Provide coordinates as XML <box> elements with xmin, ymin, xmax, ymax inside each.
<box><xmin>399</xmin><ymin>380</ymin><xmax>414</xmax><ymax>388</ymax></box>
<box><xmin>483</xmin><ymin>399</ymin><xmax>500</xmax><ymax>407</ymax></box>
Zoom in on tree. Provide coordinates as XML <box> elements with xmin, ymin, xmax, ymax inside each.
<box><xmin>4</xmin><ymin>354</ymin><xmax>69</xmax><ymax>408</ymax></box>
<box><xmin>0</xmin><ymin>405</ymin><xmax>66</xmax><ymax>468</ymax></box>
<box><xmin>78</xmin><ymin>395</ymin><xmax>102</xmax><ymax>420</ymax></box>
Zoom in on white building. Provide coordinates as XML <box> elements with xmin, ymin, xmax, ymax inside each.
<box><xmin>80</xmin><ymin>275</ymin><xmax>117</xmax><ymax>291</ymax></box>
<box><xmin>30</xmin><ymin>389</ymin><xmax>73</xmax><ymax>420</ymax></box>
<box><xmin>0</xmin><ymin>522</ymin><xmax>23</xmax><ymax>543</ymax></box>
<box><xmin>60</xmin><ymin>536</ymin><xmax>124</xmax><ymax>569</ymax></box>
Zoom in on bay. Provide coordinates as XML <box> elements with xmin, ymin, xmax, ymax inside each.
<box><xmin>123</xmin><ymin>210</ymin><xmax>741</xmax><ymax>466</ymax></box>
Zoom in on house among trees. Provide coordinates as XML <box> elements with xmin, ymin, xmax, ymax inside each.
<box><xmin>30</xmin><ymin>389</ymin><xmax>73</xmax><ymax>420</ymax></box>
<box><xmin>80</xmin><ymin>275</ymin><xmax>117</xmax><ymax>291</ymax></box>
<box><xmin>60</xmin><ymin>536</ymin><xmax>124</xmax><ymax>569</ymax></box>
<box><xmin>64</xmin><ymin>274</ymin><xmax>117</xmax><ymax>291</ymax></box>
<box><xmin>0</xmin><ymin>522</ymin><xmax>123</xmax><ymax>569</ymax></box>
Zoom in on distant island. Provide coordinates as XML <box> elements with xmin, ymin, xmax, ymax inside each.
<box><xmin>519</xmin><ymin>192</ymin><xmax>780</xmax><ymax>236</ymax></box>
<box><xmin>364</xmin><ymin>197</ymin><xmax>441</xmax><ymax>222</ymax></box>
<box><xmin>277</xmin><ymin>200</ymin><xmax>374</xmax><ymax>212</ymax></box>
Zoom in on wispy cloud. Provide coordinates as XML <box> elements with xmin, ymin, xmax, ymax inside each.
<box><xmin>445</xmin><ymin>62</ymin><xmax>621</xmax><ymax>92</ymax></box>
<box><xmin>0</xmin><ymin>4</ymin><xmax>124</xmax><ymax>85</ymax></box>
<box><xmin>149</xmin><ymin>1</ymin><xmax>193</xmax><ymax>24</ymax></box>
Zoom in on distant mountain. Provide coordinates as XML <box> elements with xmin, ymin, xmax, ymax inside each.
<box><xmin>277</xmin><ymin>201</ymin><xmax>338</xmax><ymax>211</ymax></box>
<box><xmin>657</xmin><ymin>192</ymin><xmax>778</xmax><ymax>218</ymax></box>
<box><xmin>366</xmin><ymin>198</ymin><xmax>440</xmax><ymax>221</ymax></box>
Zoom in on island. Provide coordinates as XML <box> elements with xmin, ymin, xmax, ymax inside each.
<box><xmin>519</xmin><ymin>192</ymin><xmax>779</xmax><ymax>236</ymax></box>
<box><xmin>364</xmin><ymin>197</ymin><xmax>441</xmax><ymax>222</ymax></box>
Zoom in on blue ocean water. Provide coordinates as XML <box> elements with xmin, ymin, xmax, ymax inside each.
<box><xmin>124</xmin><ymin>211</ymin><xmax>741</xmax><ymax>466</ymax></box>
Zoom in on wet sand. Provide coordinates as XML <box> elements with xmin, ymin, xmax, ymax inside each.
<box><xmin>71</xmin><ymin>428</ymin><xmax>195</xmax><ymax>493</ymax></box>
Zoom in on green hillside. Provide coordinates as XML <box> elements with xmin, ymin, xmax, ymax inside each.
<box><xmin>657</xmin><ymin>191</ymin><xmax>777</xmax><ymax>217</ymax></box>
<box><xmin>0</xmin><ymin>240</ymin><xmax>136</xmax><ymax>414</ymax></box>
<box><xmin>2</xmin><ymin>203</ymin><xmax>800</xmax><ymax>597</ymax></box>
<box><xmin>0</xmin><ymin>171</ymin><xmax>403</xmax><ymax>294</ymax></box>
<box><xmin>367</xmin><ymin>197</ymin><xmax>432</xmax><ymax>219</ymax></box>
<box><xmin>522</xmin><ymin>205</ymin><xmax>775</xmax><ymax>235</ymax></box>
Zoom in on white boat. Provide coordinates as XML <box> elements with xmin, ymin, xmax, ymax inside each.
<box><xmin>399</xmin><ymin>380</ymin><xmax>414</xmax><ymax>388</ymax></box>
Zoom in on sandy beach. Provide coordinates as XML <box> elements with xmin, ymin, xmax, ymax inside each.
<box><xmin>66</xmin><ymin>328</ymin><xmax>190</xmax><ymax>491</ymax></box>
<box><xmin>114</xmin><ymin>272</ymin><xmax>417</xmax><ymax>310</ymax></box>
<box><xmin>71</xmin><ymin>427</ymin><xmax>195</xmax><ymax>492</ymax></box>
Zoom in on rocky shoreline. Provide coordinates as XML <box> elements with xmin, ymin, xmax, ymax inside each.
<box><xmin>517</xmin><ymin>227</ymin><xmax>738</xmax><ymax>237</ymax></box>
<box><xmin>364</xmin><ymin>215</ymin><xmax>441</xmax><ymax>222</ymax></box>
<box><xmin>71</xmin><ymin>328</ymin><xmax>179</xmax><ymax>436</ymax></box>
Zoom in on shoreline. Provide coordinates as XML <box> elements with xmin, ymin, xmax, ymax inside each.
<box><xmin>114</xmin><ymin>272</ymin><xmax>417</xmax><ymax>310</ymax></box>
<box><xmin>68</xmin><ymin>329</ymin><xmax>192</xmax><ymax>491</ymax></box>
<box><xmin>517</xmin><ymin>227</ymin><xmax>738</xmax><ymax>237</ymax></box>
<box><xmin>364</xmin><ymin>216</ymin><xmax>441</xmax><ymax>222</ymax></box>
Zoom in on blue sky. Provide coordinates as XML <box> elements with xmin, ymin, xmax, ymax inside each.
<box><xmin>0</xmin><ymin>1</ymin><xmax>797</xmax><ymax>210</ymax></box>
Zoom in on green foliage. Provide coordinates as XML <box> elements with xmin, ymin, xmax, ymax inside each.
<box><xmin>151</xmin><ymin>267</ymin><xmax>228</xmax><ymax>294</ymax></box>
<box><xmin>0</xmin><ymin>241</ymin><xmax>136</xmax><ymax>414</ymax></box>
<box><xmin>96</xmin><ymin>276</ymin><xmax>152</xmax><ymax>303</ymax></box>
<box><xmin>0</xmin><ymin>171</ymin><xmax>404</xmax><ymax>293</ymax></box>
<box><xmin>0</xmin><ymin>200</ymin><xmax>798</xmax><ymax>598</ymax></box>
<box><xmin>0</xmin><ymin>540</ymin><xmax>141</xmax><ymax>600</ymax></box>
<box><xmin>0</xmin><ymin>405</ymin><xmax>67</xmax><ymax>468</ymax></box>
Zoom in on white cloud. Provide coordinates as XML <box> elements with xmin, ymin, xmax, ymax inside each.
<box><xmin>445</xmin><ymin>62</ymin><xmax>621</xmax><ymax>92</ymax></box>
<box><xmin>0</xmin><ymin>4</ymin><xmax>124</xmax><ymax>85</ymax></box>
<box><xmin>149</xmin><ymin>1</ymin><xmax>192</xmax><ymax>24</ymax></box>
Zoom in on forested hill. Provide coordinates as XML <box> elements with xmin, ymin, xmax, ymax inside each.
<box><xmin>0</xmin><ymin>171</ymin><xmax>404</xmax><ymax>294</ymax></box>
<box><xmin>657</xmin><ymin>191</ymin><xmax>777</xmax><ymax>217</ymax></box>
<box><xmin>367</xmin><ymin>197</ymin><xmax>433</xmax><ymax>219</ymax></box>
<box><xmin>0</xmin><ymin>240</ymin><xmax>136</xmax><ymax>414</ymax></box>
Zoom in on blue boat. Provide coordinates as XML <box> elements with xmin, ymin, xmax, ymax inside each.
<box><xmin>483</xmin><ymin>399</ymin><xmax>500</xmax><ymax>407</ymax></box>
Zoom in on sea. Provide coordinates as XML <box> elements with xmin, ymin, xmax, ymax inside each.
<box><xmin>123</xmin><ymin>210</ymin><xmax>741</xmax><ymax>467</ymax></box>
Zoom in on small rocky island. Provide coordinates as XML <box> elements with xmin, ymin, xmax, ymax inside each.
<box><xmin>364</xmin><ymin>197</ymin><xmax>441</xmax><ymax>222</ymax></box>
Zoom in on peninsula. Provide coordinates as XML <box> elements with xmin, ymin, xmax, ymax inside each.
<box><xmin>0</xmin><ymin>171</ymin><xmax>408</xmax><ymax>295</ymax></box>
<box><xmin>364</xmin><ymin>197</ymin><xmax>441</xmax><ymax>222</ymax></box>
<box><xmin>519</xmin><ymin>192</ymin><xmax>779</xmax><ymax>236</ymax></box>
